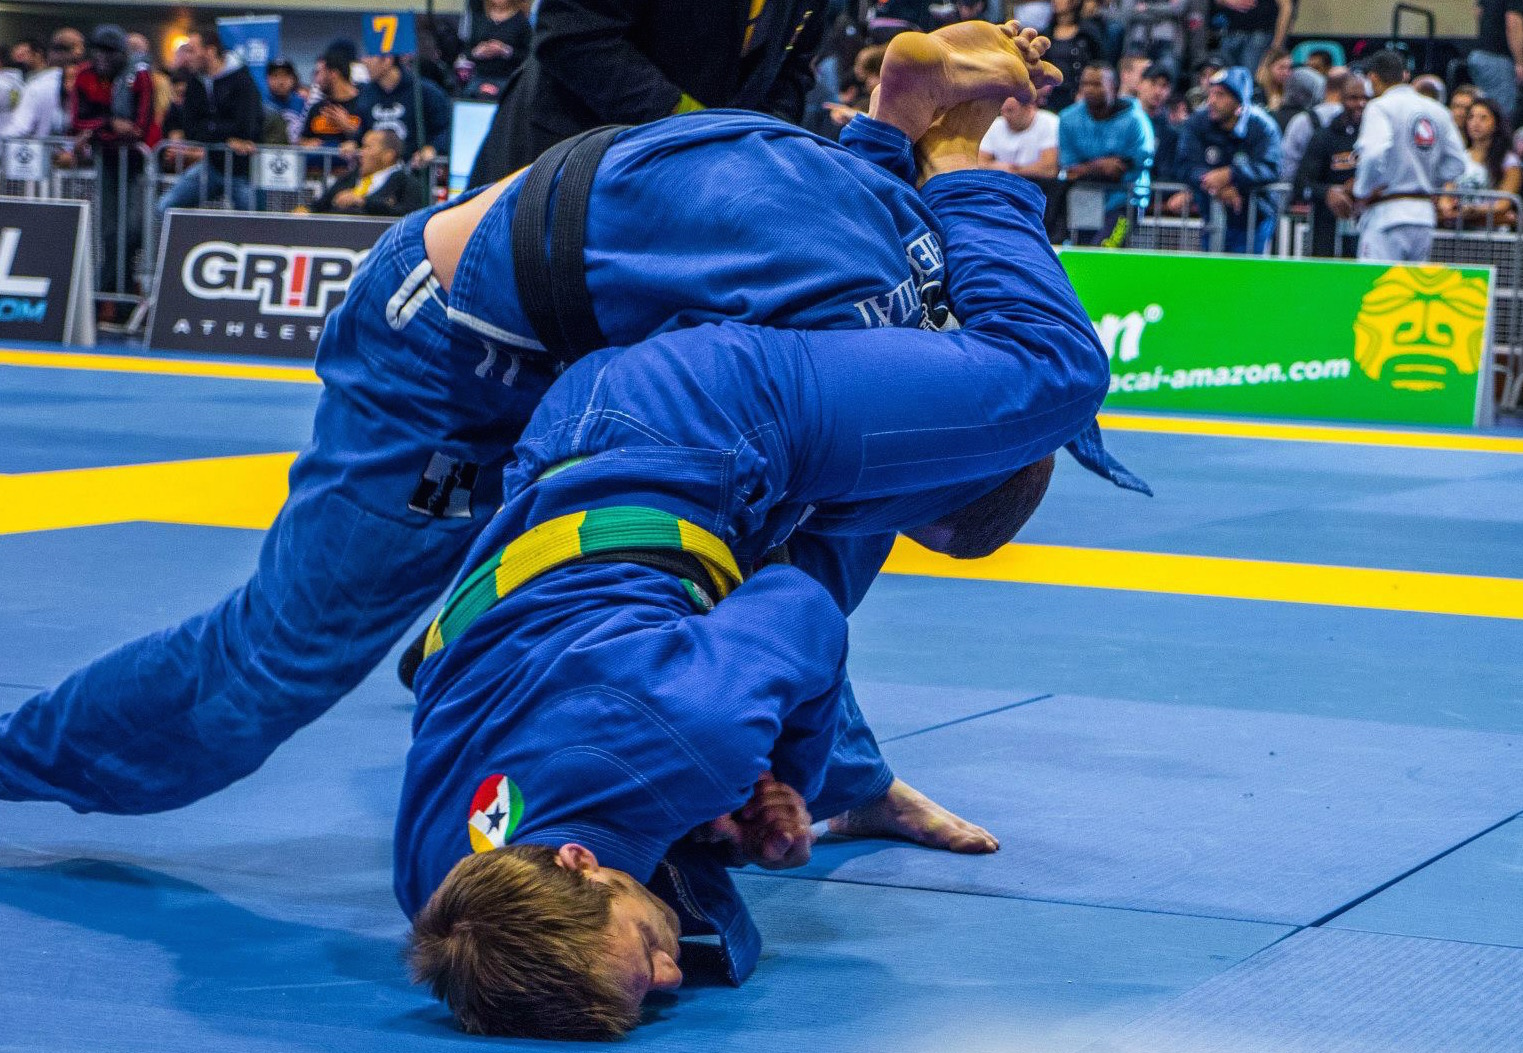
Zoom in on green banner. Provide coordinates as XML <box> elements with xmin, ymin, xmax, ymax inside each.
<box><xmin>1061</xmin><ymin>249</ymin><xmax>1491</xmax><ymax>427</ymax></box>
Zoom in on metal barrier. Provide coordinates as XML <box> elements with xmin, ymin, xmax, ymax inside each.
<box><xmin>1060</xmin><ymin>179</ymin><xmax>1292</xmax><ymax>256</ymax></box>
<box><xmin>150</xmin><ymin>141</ymin><xmax>447</xmax><ymax>215</ymax></box>
<box><xmin>1</xmin><ymin>135</ymin><xmax>155</xmax><ymax>315</ymax></box>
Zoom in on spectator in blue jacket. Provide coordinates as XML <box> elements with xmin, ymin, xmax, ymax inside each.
<box><xmin>1175</xmin><ymin>65</ymin><xmax>1281</xmax><ymax>253</ymax></box>
<box><xmin>356</xmin><ymin>49</ymin><xmax>452</xmax><ymax>167</ymax></box>
<box><xmin>1058</xmin><ymin>61</ymin><xmax>1154</xmax><ymax>245</ymax></box>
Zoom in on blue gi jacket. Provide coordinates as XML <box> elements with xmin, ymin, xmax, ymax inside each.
<box><xmin>397</xmin><ymin>169</ymin><xmax>1114</xmax><ymax>984</ymax></box>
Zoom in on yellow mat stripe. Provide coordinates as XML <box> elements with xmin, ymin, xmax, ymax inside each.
<box><xmin>0</xmin><ymin>349</ymin><xmax>320</xmax><ymax>384</ymax></box>
<box><xmin>1097</xmin><ymin>412</ymin><xmax>1523</xmax><ymax>454</ymax></box>
<box><xmin>883</xmin><ymin>538</ymin><xmax>1523</xmax><ymax>621</ymax></box>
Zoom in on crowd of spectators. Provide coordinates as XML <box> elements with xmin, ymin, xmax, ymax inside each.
<box><xmin>0</xmin><ymin>0</ymin><xmax>1518</xmax><ymax>274</ymax></box>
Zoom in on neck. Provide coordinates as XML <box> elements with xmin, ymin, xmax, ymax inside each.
<box><xmin>380</xmin><ymin>67</ymin><xmax>402</xmax><ymax>91</ymax></box>
<box><xmin>206</xmin><ymin>54</ymin><xmax>225</xmax><ymax>77</ymax></box>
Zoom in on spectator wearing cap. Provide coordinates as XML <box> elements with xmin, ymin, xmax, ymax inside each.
<box><xmin>156</xmin><ymin>25</ymin><xmax>265</xmax><ymax>216</ymax></box>
<box><xmin>355</xmin><ymin>48</ymin><xmax>451</xmax><ymax>167</ymax></box>
<box><xmin>1135</xmin><ymin>62</ymin><xmax>1179</xmax><ymax>182</ymax></box>
<box><xmin>71</xmin><ymin>24</ymin><xmax>160</xmax><ymax>302</ymax></box>
<box><xmin>299</xmin><ymin>43</ymin><xmax>364</xmax><ymax>149</ymax></box>
<box><xmin>303</xmin><ymin>128</ymin><xmax>426</xmax><ymax>216</ymax></box>
<box><xmin>1292</xmin><ymin>73</ymin><xmax>1368</xmax><ymax>257</ymax></box>
<box><xmin>1059</xmin><ymin>61</ymin><xmax>1155</xmax><ymax>245</ymax></box>
<box><xmin>264</xmin><ymin>59</ymin><xmax>306</xmax><ymax>145</ymax></box>
<box><xmin>1175</xmin><ymin>65</ymin><xmax>1282</xmax><ymax>252</ymax></box>
<box><xmin>0</xmin><ymin>38</ymin><xmax>57</xmax><ymax>137</ymax></box>
<box><xmin>1280</xmin><ymin>68</ymin><xmax>1349</xmax><ymax>181</ymax></box>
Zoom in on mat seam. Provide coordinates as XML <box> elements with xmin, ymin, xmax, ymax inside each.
<box><xmin>880</xmin><ymin>693</ymin><xmax>1054</xmax><ymax>743</ymax></box>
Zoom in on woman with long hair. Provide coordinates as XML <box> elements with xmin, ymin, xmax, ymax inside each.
<box><xmin>1440</xmin><ymin>96</ymin><xmax>1521</xmax><ymax>227</ymax></box>
<box><xmin>1254</xmin><ymin>46</ymin><xmax>1291</xmax><ymax>110</ymax></box>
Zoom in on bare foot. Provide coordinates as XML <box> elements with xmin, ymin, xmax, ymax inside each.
<box><xmin>872</xmin><ymin>20</ymin><xmax>1061</xmax><ymax>144</ymax></box>
<box><xmin>827</xmin><ymin>778</ymin><xmax>999</xmax><ymax>854</ymax></box>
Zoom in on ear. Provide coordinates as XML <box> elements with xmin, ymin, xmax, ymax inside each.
<box><xmin>554</xmin><ymin>843</ymin><xmax>600</xmax><ymax>875</ymax></box>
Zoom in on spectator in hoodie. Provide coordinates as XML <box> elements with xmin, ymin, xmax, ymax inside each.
<box><xmin>1280</xmin><ymin>68</ymin><xmax>1349</xmax><ymax>180</ymax></box>
<box><xmin>356</xmin><ymin>48</ymin><xmax>451</xmax><ymax>167</ymax></box>
<box><xmin>1270</xmin><ymin>65</ymin><xmax>1323</xmax><ymax>133</ymax></box>
<box><xmin>156</xmin><ymin>25</ymin><xmax>264</xmax><ymax>215</ymax></box>
<box><xmin>1176</xmin><ymin>64</ymin><xmax>1282</xmax><ymax>252</ymax></box>
<box><xmin>71</xmin><ymin>24</ymin><xmax>160</xmax><ymax>299</ymax></box>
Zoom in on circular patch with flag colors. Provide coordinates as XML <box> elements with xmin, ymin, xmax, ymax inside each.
<box><xmin>468</xmin><ymin>774</ymin><xmax>524</xmax><ymax>853</ymax></box>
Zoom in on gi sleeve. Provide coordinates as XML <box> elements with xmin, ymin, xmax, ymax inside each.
<box><xmin>787</xmin><ymin>170</ymin><xmax>1109</xmax><ymax>513</ymax></box>
<box><xmin>839</xmin><ymin>113</ymin><xmax>918</xmax><ymax>186</ymax></box>
<box><xmin>1352</xmin><ymin>99</ymin><xmax>1394</xmax><ymax>200</ymax></box>
<box><xmin>639</xmin><ymin>564</ymin><xmax>850</xmax><ymax>807</ymax></box>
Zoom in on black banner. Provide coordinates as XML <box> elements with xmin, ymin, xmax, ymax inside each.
<box><xmin>0</xmin><ymin>197</ymin><xmax>90</xmax><ymax>345</ymax></box>
<box><xmin>147</xmin><ymin>210</ymin><xmax>394</xmax><ymax>360</ymax></box>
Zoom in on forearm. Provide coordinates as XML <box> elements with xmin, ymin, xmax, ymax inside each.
<box><xmin>1273</xmin><ymin>0</ymin><xmax>1294</xmax><ymax>48</ymax></box>
<box><xmin>1508</xmin><ymin>12</ymin><xmax>1523</xmax><ymax>65</ymax></box>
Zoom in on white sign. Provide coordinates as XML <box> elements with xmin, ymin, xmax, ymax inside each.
<box><xmin>3</xmin><ymin>140</ymin><xmax>50</xmax><ymax>183</ymax></box>
<box><xmin>255</xmin><ymin>149</ymin><xmax>301</xmax><ymax>192</ymax></box>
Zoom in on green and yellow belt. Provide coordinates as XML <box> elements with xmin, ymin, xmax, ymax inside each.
<box><xmin>422</xmin><ymin>505</ymin><xmax>744</xmax><ymax>660</ymax></box>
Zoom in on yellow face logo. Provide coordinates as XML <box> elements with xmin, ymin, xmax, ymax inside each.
<box><xmin>1352</xmin><ymin>267</ymin><xmax>1488</xmax><ymax>392</ymax></box>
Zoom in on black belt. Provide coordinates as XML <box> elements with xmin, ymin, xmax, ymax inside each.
<box><xmin>510</xmin><ymin>124</ymin><xmax>629</xmax><ymax>366</ymax></box>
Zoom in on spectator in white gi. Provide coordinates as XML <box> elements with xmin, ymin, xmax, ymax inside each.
<box><xmin>1352</xmin><ymin>49</ymin><xmax>1468</xmax><ymax>263</ymax></box>
<box><xmin>980</xmin><ymin>93</ymin><xmax>1060</xmax><ymax>178</ymax></box>
<box><xmin>0</xmin><ymin>35</ymin><xmax>67</xmax><ymax>138</ymax></box>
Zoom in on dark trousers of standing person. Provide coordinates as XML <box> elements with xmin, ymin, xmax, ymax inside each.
<box><xmin>96</xmin><ymin>150</ymin><xmax>144</xmax><ymax>296</ymax></box>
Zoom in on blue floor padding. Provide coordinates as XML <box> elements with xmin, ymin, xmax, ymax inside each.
<box><xmin>1085</xmin><ymin>928</ymin><xmax>1523</xmax><ymax>1053</ymax></box>
<box><xmin>844</xmin><ymin>679</ymin><xmax>1047</xmax><ymax>742</ymax></box>
<box><xmin>850</xmin><ymin>576</ymin><xmax>1523</xmax><ymax>734</ymax></box>
<box><xmin>799</xmin><ymin>694</ymin><xmax>1523</xmax><ymax>924</ymax></box>
<box><xmin>0</xmin><ymin>367</ymin><xmax>316</xmax><ymax>472</ymax></box>
<box><xmin>0</xmin><ymin>848</ymin><xmax>1288</xmax><ymax>1053</ymax></box>
<box><xmin>0</xmin><ymin>523</ymin><xmax>264</xmax><ymax>687</ymax></box>
<box><xmin>1329</xmin><ymin>817</ymin><xmax>1523</xmax><ymax>950</ymax></box>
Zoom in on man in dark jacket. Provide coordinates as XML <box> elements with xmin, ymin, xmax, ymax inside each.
<box><xmin>156</xmin><ymin>25</ymin><xmax>265</xmax><ymax>215</ymax></box>
<box><xmin>307</xmin><ymin>128</ymin><xmax>428</xmax><ymax>215</ymax></box>
<box><xmin>1176</xmin><ymin>65</ymin><xmax>1281</xmax><ymax>253</ymax></box>
<box><xmin>356</xmin><ymin>49</ymin><xmax>452</xmax><ymax>166</ymax></box>
<box><xmin>1292</xmin><ymin>75</ymin><xmax>1368</xmax><ymax>258</ymax></box>
<box><xmin>468</xmin><ymin>0</ymin><xmax>826</xmax><ymax>185</ymax></box>
<box><xmin>71</xmin><ymin>24</ymin><xmax>159</xmax><ymax>297</ymax></box>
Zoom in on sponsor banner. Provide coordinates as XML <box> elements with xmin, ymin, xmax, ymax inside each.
<box><xmin>147</xmin><ymin>210</ymin><xmax>393</xmax><ymax>359</ymax></box>
<box><xmin>217</xmin><ymin>16</ymin><xmax>282</xmax><ymax>100</ymax></box>
<box><xmin>0</xmin><ymin>196</ymin><xmax>93</xmax><ymax>345</ymax></box>
<box><xmin>1063</xmin><ymin>249</ymin><xmax>1491</xmax><ymax>427</ymax></box>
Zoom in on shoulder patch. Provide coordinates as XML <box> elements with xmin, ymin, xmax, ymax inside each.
<box><xmin>467</xmin><ymin>774</ymin><xmax>524</xmax><ymax>852</ymax></box>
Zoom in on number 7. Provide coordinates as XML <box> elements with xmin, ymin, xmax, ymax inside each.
<box><xmin>371</xmin><ymin>15</ymin><xmax>398</xmax><ymax>53</ymax></box>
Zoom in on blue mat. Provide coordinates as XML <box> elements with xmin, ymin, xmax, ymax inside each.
<box><xmin>0</xmin><ymin>851</ymin><xmax>1287</xmax><ymax>1053</ymax></box>
<box><xmin>0</xmin><ymin>523</ymin><xmax>263</xmax><ymax>687</ymax></box>
<box><xmin>796</xmin><ymin>694</ymin><xmax>1523</xmax><ymax>924</ymax></box>
<box><xmin>849</xmin><ymin>577</ymin><xmax>1523</xmax><ymax>734</ymax></box>
<box><xmin>1330</xmin><ymin>816</ymin><xmax>1523</xmax><ymax>950</ymax></box>
<box><xmin>1085</xmin><ymin>928</ymin><xmax>1523</xmax><ymax>1053</ymax></box>
<box><xmin>0</xmin><ymin>367</ymin><xmax>315</xmax><ymax>472</ymax></box>
<box><xmin>850</xmin><ymin>679</ymin><xmax>1047</xmax><ymax>742</ymax></box>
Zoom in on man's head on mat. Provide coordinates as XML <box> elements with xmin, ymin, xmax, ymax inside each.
<box><xmin>905</xmin><ymin>454</ymin><xmax>1056</xmax><ymax>559</ymax></box>
<box><xmin>409</xmin><ymin>843</ymin><xmax>682</xmax><ymax>1038</ymax></box>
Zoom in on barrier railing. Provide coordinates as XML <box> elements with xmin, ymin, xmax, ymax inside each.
<box><xmin>1</xmin><ymin>135</ymin><xmax>156</xmax><ymax>316</ymax></box>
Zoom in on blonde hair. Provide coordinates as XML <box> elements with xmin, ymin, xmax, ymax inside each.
<box><xmin>407</xmin><ymin>845</ymin><xmax>639</xmax><ymax>1039</ymax></box>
